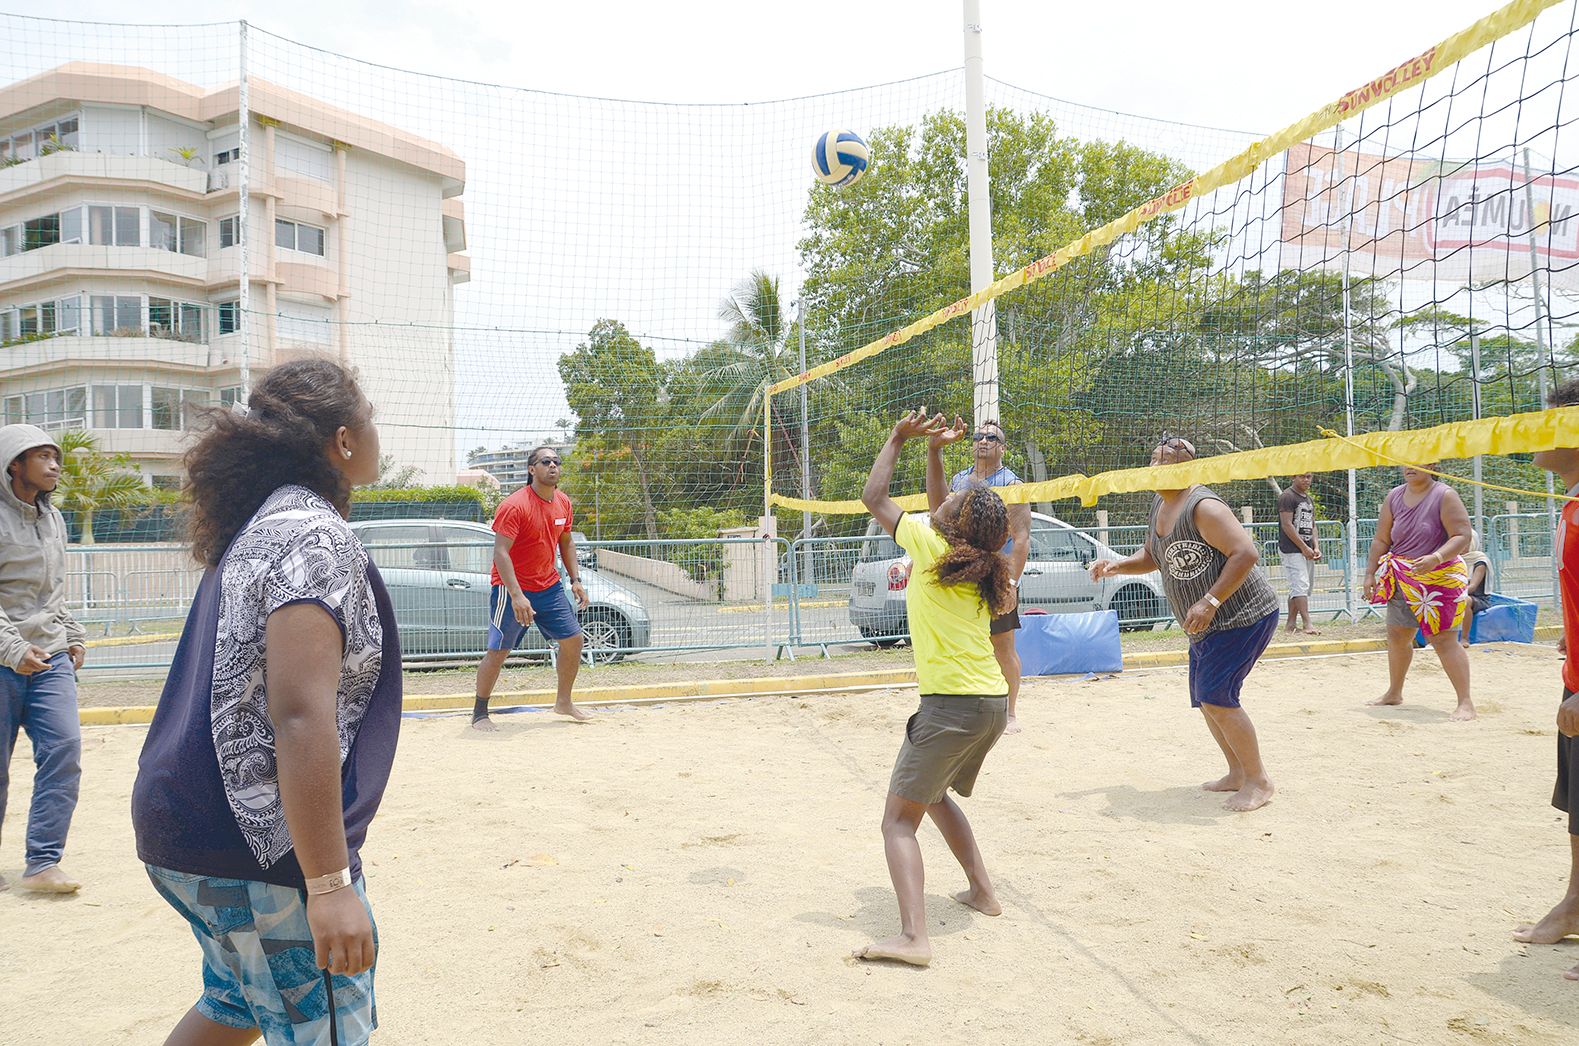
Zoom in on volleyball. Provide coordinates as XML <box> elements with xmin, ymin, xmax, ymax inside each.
<box><xmin>811</xmin><ymin>129</ymin><xmax>870</xmax><ymax>187</ymax></box>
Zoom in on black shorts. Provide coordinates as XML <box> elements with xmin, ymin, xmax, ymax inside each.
<box><xmin>1556</xmin><ymin>688</ymin><xmax>1579</xmax><ymax>836</ymax></box>
<box><xmin>989</xmin><ymin>606</ymin><xmax>1021</xmax><ymax>636</ymax></box>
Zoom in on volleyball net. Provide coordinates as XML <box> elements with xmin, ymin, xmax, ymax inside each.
<box><xmin>771</xmin><ymin>0</ymin><xmax>1579</xmax><ymax>531</ymax></box>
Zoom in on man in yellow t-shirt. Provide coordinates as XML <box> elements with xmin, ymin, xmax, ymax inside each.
<box><xmin>851</xmin><ymin>407</ymin><xmax>1013</xmax><ymax>970</ymax></box>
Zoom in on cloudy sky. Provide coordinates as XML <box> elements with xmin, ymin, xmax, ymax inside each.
<box><xmin>5</xmin><ymin>0</ymin><xmax>1511</xmax><ymax>125</ymax></box>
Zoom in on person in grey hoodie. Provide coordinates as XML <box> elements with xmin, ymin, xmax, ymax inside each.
<box><xmin>0</xmin><ymin>423</ymin><xmax>86</xmax><ymax>893</ymax></box>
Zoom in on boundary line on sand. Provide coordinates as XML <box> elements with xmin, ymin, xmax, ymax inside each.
<box><xmin>76</xmin><ymin>627</ymin><xmax>1562</xmax><ymax>727</ymax></box>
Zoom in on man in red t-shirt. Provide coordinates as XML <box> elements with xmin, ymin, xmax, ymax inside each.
<box><xmin>1514</xmin><ymin>378</ymin><xmax>1579</xmax><ymax>983</ymax></box>
<box><xmin>471</xmin><ymin>447</ymin><xmax>590</xmax><ymax>730</ymax></box>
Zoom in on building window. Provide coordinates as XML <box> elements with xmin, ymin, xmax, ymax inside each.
<box><xmin>150</xmin><ymin>474</ymin><xmax>182</xmax><ymax>491</ymax></box>
<box><xmin>151</xmin><ymin>386</ymin><xmax>208</xmax><ymax>431</ymax></box>
<box><xmin>219</xmin><ymin>385</ymin><xmax>243</xmax><ymax>408</ymax></box>
<box><xmin>151</xmin><ymin>211</ymin><xmax>206</xmax><ymax>257</ymax></box>
<box><xmin>91</xmin><ymin>385</ymin><xmax>142</xmax><ymax>429</ymax></box>
<box><xmin>6</xmin><ymin>296</ymin><xmax>78</xmax><ymax>340</ymax></box>
<box><xmin>1</xmin><ymin>209</ymin><xmax>81</xmax><ymax>256</ymax></box>
<box><xmin>2</xmin><ymin>115</ymin><xmax>77</xmax><ymax>162</ymax></box>
<box><xmin>148</xmin><ymin>298</ymin><xmax>206</xmax><ymax>343</ymax></box>
<box><xmin>22</xmin><ymin>386</ymin><xmax>87</xmax><ymax>431</ymax></box>
<box><xmin>275</xmin><ymin>219</ymin><xmax>326</xmax><ymax>257</ymax></box>
<box><xmin>217</xmin><ymin>300</ymin><xmax>240</xmax><ymax>336</ymax></box>
<box><xmin>2</xmin><ymin>396</ymin><xmax>20</xmax><ymax>425</ymax></box>
<box><xmin>218</xmin><ymin>216</ymin><xmax>242</xmax><ymax>248</ymax></box>
<box><xmin>92</xmin><ymin>295</ymin><xmax>143</xmax><ymax>336</ymax></box>
<box><xmin>88</xmin><ymin>205</ymin><xmax>141</xmax><ymax>247</ymax></box>
<box><xmin>213</xmin><ymin>147</ymin><xmax>240</xmax><ymax>166</ymax></box>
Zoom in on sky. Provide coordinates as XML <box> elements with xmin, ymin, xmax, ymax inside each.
<box><xmin>3</xmin><ymin>0</ymin><xmax>1567</xmax><ymax>462</ymax></box>
<box><xmin>4</xmin><ymin>0</ymin><xmax>1513</xmax><ymax>135</ymax></box>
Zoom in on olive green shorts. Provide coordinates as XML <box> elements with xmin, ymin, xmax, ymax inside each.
<box><xmin>888</xmin><ymin>694</ymin><xmax>1008</xmax><ymax>805</ymax></box>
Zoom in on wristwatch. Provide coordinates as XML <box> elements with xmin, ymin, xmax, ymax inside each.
<box><xmin>306</xmin><ymin>867</ymin><xmax>353</xmax><ymax>896</ymax></box>
<box><xmin>1203</xmin><ymin>593</ymin><xmax>1222</xmax><ymax>609</ymax></box>
<box><xmin>1009</xmin><ymin>578</ymin><xmax>1019</xmax><ymax>588</ymax></box>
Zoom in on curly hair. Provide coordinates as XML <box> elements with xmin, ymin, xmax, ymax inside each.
<box><xmin>184</xmin><ymin>358</ymin><xmax>370</xmax><ymax>566</ymax></box>
<box><xmin>932</xmin><ymin>486</ymin><xmax>1014</xmax><ymax>615</ymax></box>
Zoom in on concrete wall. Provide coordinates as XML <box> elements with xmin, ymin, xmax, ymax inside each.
<box><xmin>594</xmin><ymin>548</ymin><xmax>713</xmax><ymax>601</ymax></box>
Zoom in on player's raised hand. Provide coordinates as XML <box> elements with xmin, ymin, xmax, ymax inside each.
<box><xmin>892</xmin><ymin>406</ymin><xmax>943</xmax><ymax>443</ymax></box>
<box><xmin>928</xmin><ymin>414</ymin><xmax>969</xmax><ymax>451</ymax></box>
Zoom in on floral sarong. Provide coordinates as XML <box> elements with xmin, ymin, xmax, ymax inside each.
<box><xmin>1369</xmin><ymin>552</ymin><xmax>1469</xmax><ymax>636</ymax></box>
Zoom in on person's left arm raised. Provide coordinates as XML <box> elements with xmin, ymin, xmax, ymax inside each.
<box><xmin>863</xmin><ymin>407</ymin><xmax>944</xmax><ymax>539</ymax></box>
<box><xmin>1183</xmin><ymin>497</ymin><xmax>1261</xmax><ymax>634</ymax></box>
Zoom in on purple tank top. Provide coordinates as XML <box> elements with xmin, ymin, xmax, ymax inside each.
<box><xmin>1386</xmin><ymin>483</ymin><xmax>1448</xmax><ymax>559</ymax></box>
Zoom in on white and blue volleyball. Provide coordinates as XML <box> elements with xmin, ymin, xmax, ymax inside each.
<box><xmin>811</xmin><ymin>129</ymin><xmax>870</xmax><ymax>187</ymax></box>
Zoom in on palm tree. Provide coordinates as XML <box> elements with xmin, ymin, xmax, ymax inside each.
<box><xmin>703</xmin><ymin>269</ymin><xmax>796</xmax><ymax>447</ymax></box>
<box><xmin>54</xmin><ymin>431</ymin><xmax>147</xmax><ymax>544</ymax></box>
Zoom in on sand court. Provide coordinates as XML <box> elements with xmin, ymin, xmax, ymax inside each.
<box><xmin>3</xmin><ymin>645</ymin><xmax>1578</xmax><ymax>1044</ymax></box>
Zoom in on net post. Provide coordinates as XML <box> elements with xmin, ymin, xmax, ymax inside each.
<box><xmin>1337</xmin><ymin>125</ymin><xmax>1360</xmax><ymax>623</ymax></box>
<box><xmin>962</xmin><ymin>0</ymin><xmax>998</xmax><ymax>427</ymax></box>
<box><xmin>797</xmin><ymin>298</ymin><xmax>813</xmax><ymax>576</ymax></box>
<box><xmin>1521</xmin><ymin>146</ymin><xmax>1560</xmax><ymax>607</ymax></box>
<box><xmin>237</xmin><ymin>19</ymin><xmax>252</xmax><ymax>400</ymax></box>
<box><xmin>763</xmin><ymin>382</ymin><xmax>773</xmax><ymax>518</ymax></box>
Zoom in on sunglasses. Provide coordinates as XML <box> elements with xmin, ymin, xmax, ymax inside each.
<box><xmin>972</xmin><ymin>432</ymin><xmax>1004</xmax><ymax>444</ymax></box>
<box><xmin>533</xmin><ymin>457</ymin><xmax>562</xmax><ymax>466</ymax></box>
<box><xmin>1155</xmin><ymin>433</ymin><xmax>1189</xmax><ymax>450</ymax></box>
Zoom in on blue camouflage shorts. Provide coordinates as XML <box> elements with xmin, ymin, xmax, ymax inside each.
<box><xmin>147</xmin><ymin>864</ymin><xmax>377</xmax><ymax>1046</ymax></box>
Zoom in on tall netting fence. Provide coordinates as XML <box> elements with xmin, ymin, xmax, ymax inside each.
<box><xmin>2</xmin><ymin>2</ymin><xmax>1575</xmax><ymax>662</ymax></box>
<box><xmin>776</xmin><ymin>0</ymin><xmax>1579</xmax><ymax>542</ymax></box>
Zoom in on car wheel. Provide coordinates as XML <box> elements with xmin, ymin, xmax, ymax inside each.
<box><xmin>859</xmin><ymin>624</ymin><xmax>904</xmax><ymax>649</ymax></box>
<box><xmin>581</xmin><ymin>608</ymin><xmax>631</xmax><ymax>664</ymax></box>
<box><xmin>1112</xmin><ymin>584</ymin><xmax>1162</xmax><ymax>632</ymax></box>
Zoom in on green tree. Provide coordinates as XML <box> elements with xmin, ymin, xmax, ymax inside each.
<box><xmin>558</xmin><ymin>319</ymin><xmax>664</xmax><ymax>540</ymax></box>
<box><xmin>54</xmin><ymin>431</ymin><xmax>146</xmax><ymax>544</ymax></box>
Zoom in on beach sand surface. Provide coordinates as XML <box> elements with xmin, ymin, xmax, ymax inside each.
<box><xmin>3</xmin><ymin>645</ymin><xmax>1577</xmax><ymax>1045</ymax></box>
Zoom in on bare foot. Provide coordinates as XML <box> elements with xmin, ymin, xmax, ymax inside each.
<box><xmin>1566</xmin><ymin>963</ymin><xmax>1579</xmax><ymax>982</ymax></box>
<box><xmin>1513</xmin><ymin>897</ymin><xmax>1579</xmax><ymax>944</ymax></box>
<box><xmin>1303</xmin><ymin>628</ymin><xmax>1321</xmax><ymax>636</ymax></box>
<box><xmin>470</xmin><ymin>716</ymin><xmax>498</xmax><ymax>732</ymax></box>
<box><xmin>1368</xmin><ymin>692</ymin><xmax>1403</xmax><ymax>707</ymax></box>
<box><xmin>555</xmin><ymin>703</ymin><xmax>593</xmax><ymax>723</ymax></box>
<box><xmin>18</xmin><ymin>866</ymin><xmax>80</xmax><ymax>894</ymax></box>
<box><xmin>852</xmin><ymin>935</ymin><xmax>931</xmax><ymax>967</ymax></box>
<box><xmin>954</xmin><ymin>888</ymin><xmax>1002</xmax><ymax>916</ymax></box>
<box><xmin>1224</xmin><ymin>779</ymin><xmax>1274</xmax><ymax>812</ymax></box>
<box><xmin>1002</xmin><ymin>716</ymin><xmax>1022</xmax><ymax>736</ymax></box>
<box><xmin>1449</xmin><ymin>702</ymin><xmax>1477</xmax><ymax>722</ymax></box>
<box><xmin>1202</xmin><ymin>773</ymin><xmax>1243</xmax><ymax>793</ymax></box>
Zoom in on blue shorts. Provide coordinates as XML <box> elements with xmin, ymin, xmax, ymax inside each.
<box><xmin>488</xmin><ymin>583</ymin><xmax>582</xmax><ymax>647</ymax></box>
<box><xmin>146</xmin><ymin>864</ymin><xmax>376</xmax><ymax>1046</ymax></box>
<box><xmin>1187</xmin><ymin>610</ymin><xmax>1279</xmax><ymax>709</ymax></box>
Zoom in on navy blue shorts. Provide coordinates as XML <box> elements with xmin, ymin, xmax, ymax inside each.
<box><xmin>488</xmin><ymin>584</ymin><xmax>582</xmax><ymax>648</ymax></box>
<box><xmin>1187</xmin><ymin>610</ymin><xmax>1279</xmax><ymax>709</ymax></box>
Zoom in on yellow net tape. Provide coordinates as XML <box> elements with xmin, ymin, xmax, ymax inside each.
<box><xmin>772</xmin><ymin>0</ymin><xmax>1560</xmax><ymax>400</ymax></box>
<box><xmin>770</xmin><ymin>406</ymin><xmax>1579</xmax><ymax>513</ymax></box>
<box><xmin>1317</xmin><ymin>427</ymin><xmax>1579</xmax><ymax>502</ymax></box>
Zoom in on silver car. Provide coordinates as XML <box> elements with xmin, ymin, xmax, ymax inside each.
<box><xmin>846</xmin><ymin>512</ymin><xmax>1168</xmax><ymax>643</ymax></box>
<box><xmin>350</xmin><ymin>519</ymin><xmax>651</xmax><ymax>663</ymax></box>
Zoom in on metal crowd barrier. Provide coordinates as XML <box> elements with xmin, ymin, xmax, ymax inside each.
<box><xmin>63</xmin><ymin>514</ymin><xmax>1563</xmax><ymax>673</ymax></box>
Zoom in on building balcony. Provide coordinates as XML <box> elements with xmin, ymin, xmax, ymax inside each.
<box><xmin>0</xmin><ymin>242</ymin><xmax>210</xmax><ymax>294</ymax></box>
<box><xmin>87</xmin><ymin>425</ymin><xmax>189</xmax><ymax>461</ymax></box>
<box><xmin>0</xmin><ymin>150</ymin><xmax>209</xmax><ymax>208</ymax></box>
<box><xmin>448</xmin><ymin>251</ymin><xmax>470</xmax><ymax>284</ymax></box>
<box><xmin>0</xmin><ymin>332</ymin><xmax>217</xmax><ymax>379</ymax></box>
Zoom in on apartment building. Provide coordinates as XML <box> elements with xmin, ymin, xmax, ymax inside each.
<box><xmin>0</xmin><ymin>63</ymin><xmax>468</xmax><ymax>485</ymax></box>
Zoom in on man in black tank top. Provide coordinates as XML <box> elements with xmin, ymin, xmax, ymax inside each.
<box><xmin>1089</xmin><ymin>436</ymin><xmax>1281</xmax><ymax>813</ymax></box>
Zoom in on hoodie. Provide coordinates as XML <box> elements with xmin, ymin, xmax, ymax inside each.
<box><xmin>0</xmin><ymin>424</ymin><xmax>84</xmax><ymax>670</ymax></box>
